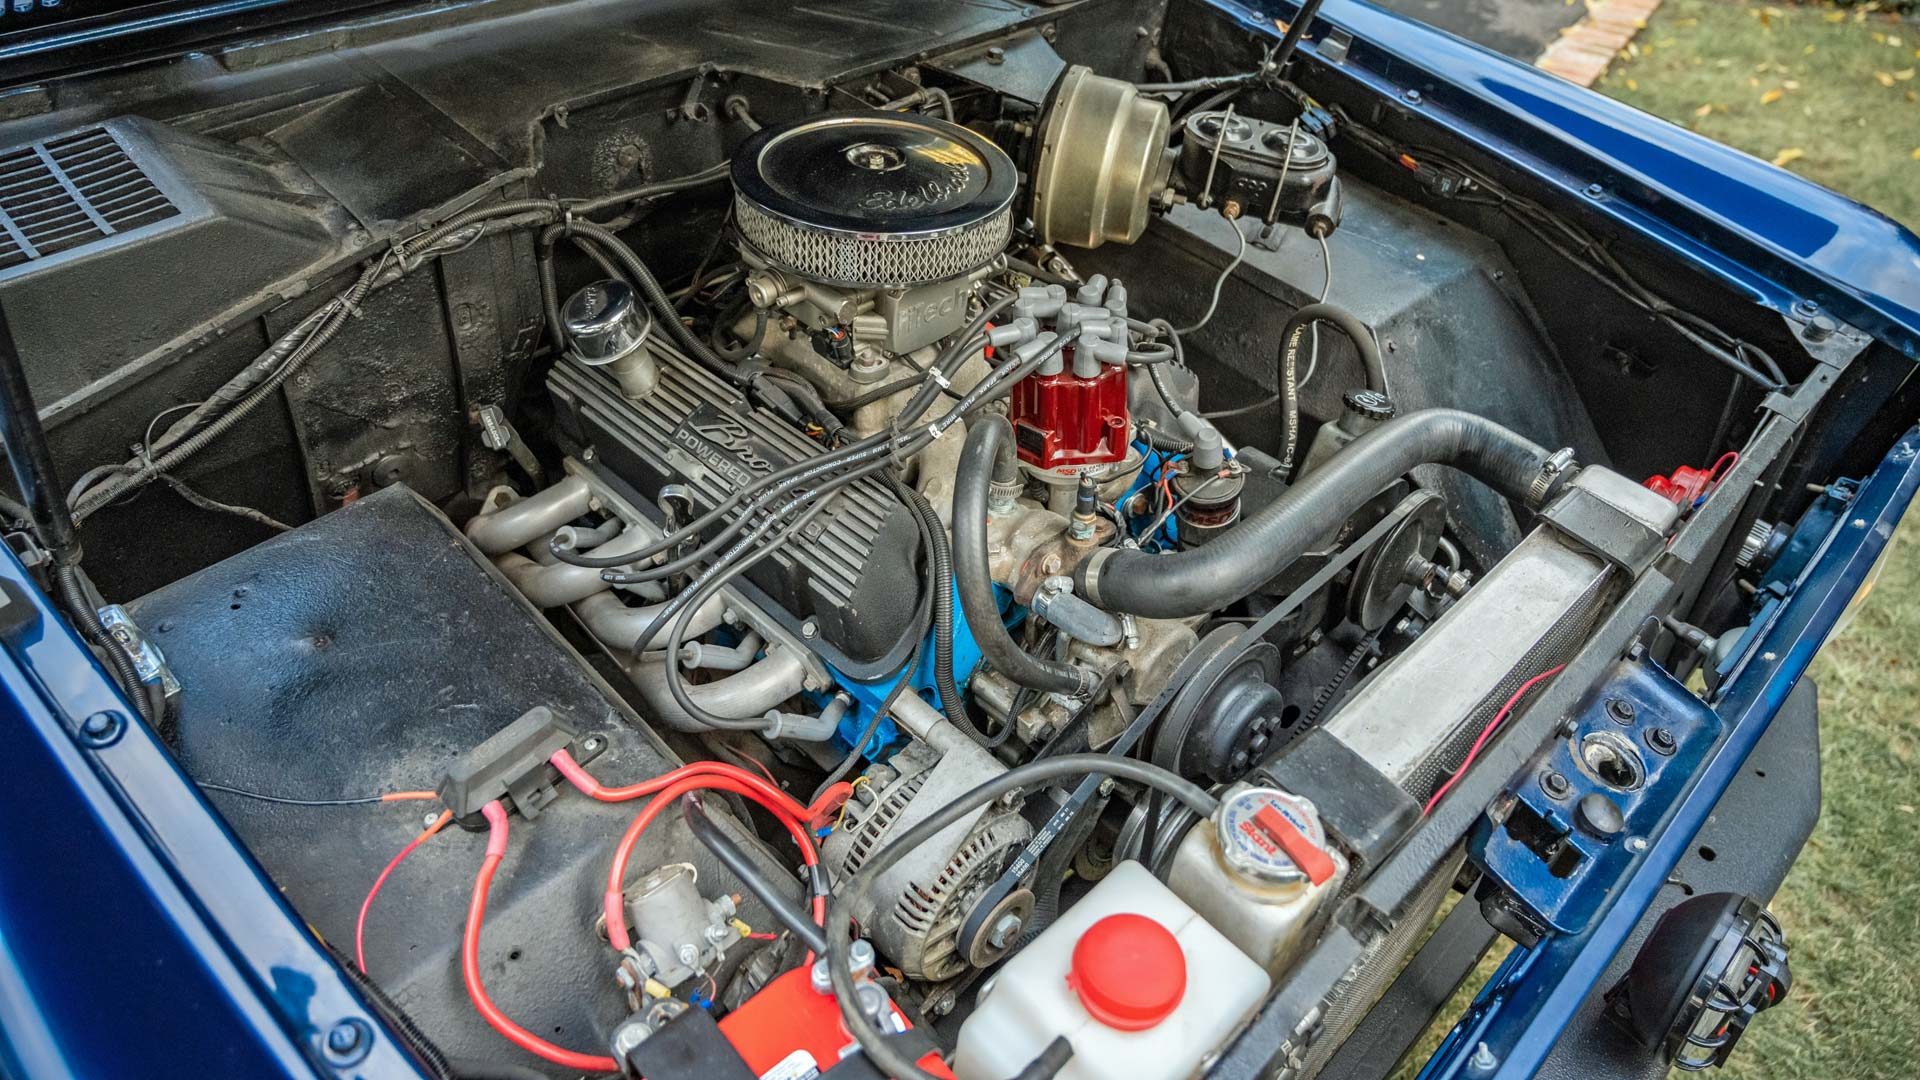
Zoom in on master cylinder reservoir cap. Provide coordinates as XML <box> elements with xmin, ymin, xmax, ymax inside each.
<box><xmin>1067</xmin><ymin>914</ymin><xmax>1187</xmax><ymax>1030</ymax></box>
<box><xmin>1215</xmin><ymin>787</ymin><xmax>1337</xmax><ymax>887</ymax></box>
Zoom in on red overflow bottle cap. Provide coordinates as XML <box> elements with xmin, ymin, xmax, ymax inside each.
<box><xmin>1065</xmin><ymin>913</ymin><xmax>1187</xmax><ymax>1030</ymax></box>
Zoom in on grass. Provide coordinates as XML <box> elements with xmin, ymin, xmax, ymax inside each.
<box><xmin>1602</xmin><ymin>0</ymin><xmax>1920</xmax><ymax>229</ymax></box>
<box><xmin>1392</xmin><ymin>3</ymin><xmax>1920</xmax><ymax>1077</ymax></box>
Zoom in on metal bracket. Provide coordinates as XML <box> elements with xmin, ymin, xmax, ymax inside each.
<box><xmin>1781</xmin><ymin>302</ymin><xmax>1871</xmax><ymax>371</ymax></box>
<box><xmin>1539</xmin><ymin>466</ymin><xmax>1682</xmax><ymax>575</ymax></box>
<box><xmin>1469</xmin><ymin>657</ymin><xmax>1723</xmax><ymax>941</ymax></box>
<box><xmin>670</xmin><ymin>64</ymin><xmax>717</xmax><ymax>124</ymax></box>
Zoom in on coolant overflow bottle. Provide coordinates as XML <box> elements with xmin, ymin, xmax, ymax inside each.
<box><xmin>953</xmin><ymin>862</ymin><xmax>1268</xmax><ymax>1080</ymax></box>
<box><xmin>1166</xmin><ymin>784</ymin><xmax>1350</xmax><ymax>976</ymax></box>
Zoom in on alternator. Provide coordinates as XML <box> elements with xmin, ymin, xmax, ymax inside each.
<box><xmin>823</xmin><ymin>741</ymin><xmax>1030</xmax><ymax>981</ymax></box>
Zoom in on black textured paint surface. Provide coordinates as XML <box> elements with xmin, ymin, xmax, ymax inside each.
<box><xmin>128</xmin><ymin>486</ymin><xmax>799</xmax><ymax>1068</ymax></box>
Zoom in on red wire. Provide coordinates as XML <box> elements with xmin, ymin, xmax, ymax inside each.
<box><xmin>549</xmin><ymin>751</ymin><xmax>841</xmax><ymax>954</ymax></box>
<box><xmin>1422</xmin><ymin>664</ymin><xmax>1567</xmax><ymax>816</ymax></box>
<box><xmin>550</xmin><ymin>748</ymin><xmax>847</xmax><ymax>823</ymax></box>
<box><xmin>355</xmin><ymin>808</ymin><xmax>452</xmax><ymax>974</ymax></box>
<box><xmin>457</xmin><ymin>754</ymin><xmax>849</xmax><ymax>1067</ymax></box>
<box><xmin>601</xmin><ymin>774</ymin><xmax>827</xmax><ymax>955</ymax></box>
<box><xmin>464</xmin><ymin>801</ymin><xmax>621</xmax><ymax>1074</ymax></box>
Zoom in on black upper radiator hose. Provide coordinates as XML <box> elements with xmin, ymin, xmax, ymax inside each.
<box><xmin>1076</xmin><ymin>408</ymin><xmax>1565</xmax><ymax>619</ymax></box>
<box><xmin>954</xmin><ymin>415</ymin><xmax>1097</xmax><ymax>697</ymax></box>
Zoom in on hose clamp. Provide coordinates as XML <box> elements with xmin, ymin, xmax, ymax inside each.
<box><xmin>1528</xmin><ymin>447</ymin><xmax>1577</xmax><ymax>509</ymax></box>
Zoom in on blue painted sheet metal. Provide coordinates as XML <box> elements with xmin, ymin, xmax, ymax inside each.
<box><xmin>0</xmin><ymin>546</ymin><xmax>428</xmax><ymax>1080</ymax></box>
<box><xmin>1469</xmin><ymin>656</ymin><xmax>1723</xmax><ymax>937</ymax></box>
<box><xmin>1420</xmin><ymin>427</ymin><xmax>1920</xmax><ymax>1079</ymax></box>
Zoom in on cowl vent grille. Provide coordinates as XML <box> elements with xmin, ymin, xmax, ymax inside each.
<box><xmin>0</xmin><ymin>128</ymin><xmax>178</xmax><ymax>272</ymax></box>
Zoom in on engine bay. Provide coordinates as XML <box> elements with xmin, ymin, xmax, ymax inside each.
<box><xmin>0</xmin><ymin>1</ymin><xmax>1905</xmax><ymax>1077</ymax></box>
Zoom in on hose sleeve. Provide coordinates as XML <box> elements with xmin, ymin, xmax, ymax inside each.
<box><xmin>1076</xmin><ymin>408</ymin><xmax>1557</xmax><ymax>618</ymax></box>
<box><xmin>1289</xmin><ymin>301</ymin><xmax>1385</xmax><ymax>395</ymax></box>
<box><xmin>953</xmin><ymin>416</ymin><xmax>1094</xmax><ymax>697</ymax></box>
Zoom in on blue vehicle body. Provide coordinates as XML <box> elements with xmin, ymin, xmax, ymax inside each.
<box><xmin>1</xmin><ymin>1</ymin><xmax>1917</xmax><ymax>1077</ymax></box>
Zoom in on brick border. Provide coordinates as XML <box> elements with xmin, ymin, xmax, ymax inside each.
<box><xmin>1536</xmin><ymin>0</ymin><xmax>1664</xmax><ymax>87</ymax></box>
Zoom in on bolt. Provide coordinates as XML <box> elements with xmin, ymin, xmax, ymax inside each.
<box><xmin>1539</xmin><ymin>770</ymin><xmax>1573</xmax><ymax>800</ymax></box>
<box><xmin>1468</xmin><ymin>1042</ymin><xmax>1499</xmax><ymax>1074</ymax></box>
<box><xmin>1762</xmin><ymin>651</ymin><xmax>1778</xmax><ymax>662</ymax></box>
<box><xmin>1626</xmin><ymin>836</ymin><xmax>1649</xmax><ymax>853</ymax></box>
<box><xmin>1402</xmin><ymin>88</ymin><xmax>1423</xmax><ymax>105</ymax></box>
<box><xmin>1646</xmin><ymin>727</ymin><xmax>1677</xmax><ymax>756</ymax></box>
<box><xmin>1790</xmin><ymin>298</ymin><xmax>1821</xmax><ymax>320</ymax></box>
<box><xmin>801</xmin><ymin>619</ymin><xmax>818</xmax><ymax>640</ymax></box>
<box><xmin>986</xmin><ymin>45</ymin><xmax>1006</xmax><ymax>64</ymax></box>
<box><xmin>988</xmin><ymin>913</ymin><xmax>1025</xmax><ymax>950</ymax></box>
<box><xmin>1040</xmin><ymin>553</ymin><xmax>1062</xmax><ymax>576</ymax></box>
<box><xmin>849</xmin><ymin>939</ymin><xmax>876</xmax><ymax>978</ymax></box>
<box><xmin>580</xmin><ymin>447</ymin><xmax>596</xmax><ymax>463</ymax></box>
<box><xmin>1804</xmin><ymin>313</ymin><xmax>1837</xmax><ymax>342</ymax></box>
<box><xmin>610</xmin><ymin>1017</ymin><xmax>653</xmax><ymax>1057</ymax></box>
<box><xmin>1606</xmin><ymin>697</ymin><xmax>1636</xmax><ymax>725</ymax></box>
<box><xmin>1576</xmin><ymin>793</ymin><xmax>1626</xmax><ymax>840</ymax></box>
<box><xmin>78</xmin><ymin>710</ymin><xmax>124</xmax><ymax>747</ymax></box>
<box><xmin>1584</xmin><ymin>183</ymin><xmax>1606</xmax><ymax>199</ymax></box>
<box><xmin>322</xmin><ymin>1019</ymin><xmax>372</xmax><ymax>1065</ymax></box>
<box><xmin>423</xmin><ymin>812</ymin><xmax>440</xmax><ymax>829</ymax></box>
<box><xmin>928</xmin><ymin>990</ymin><xmax>957</xmax><ymax>1017</ymax></box>
<box><xmin>677</xmin><ymin>943</ymin><xmax>700</xmax><ymax>967</ymax></box>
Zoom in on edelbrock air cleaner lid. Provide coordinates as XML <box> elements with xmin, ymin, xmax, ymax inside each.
<box><xmin>730</xmin><ymin>110</ymin><xmax>1016</xmax><ymax>289</ymax></box>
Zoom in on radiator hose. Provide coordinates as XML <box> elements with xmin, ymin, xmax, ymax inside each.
<box><xmin>1075</xmin><ymin>408</ymin><xmax>1563</xmax><ymax>618</ymax></box>
<box><xmin>954</xmin><ymin>415</ymin><xmax>1097</xmax><ymax>698</ymax></box>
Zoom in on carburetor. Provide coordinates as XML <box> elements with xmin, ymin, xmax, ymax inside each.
<box><xmin>731</xmin><ymin>110</ymin><xmax>1017</xmax><ymax>384</ymax></box>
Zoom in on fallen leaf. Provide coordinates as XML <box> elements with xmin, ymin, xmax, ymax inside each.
<box><xmin>1773</xmin><ymin>147</ymin><xmax>1805</xmax><ymax>166</ymax></box>
<box><xmin>1826</xmin><ymin>10</ymin><xmax>1848</xmax><ymax>22</ymax></box>
<box><xmin>1761</xmin><ymin>87</ymin><xmax>1785</xmax><ymax>104</ymax></box>
<box><xmin>1783</xmin><ymin>80</ymin><xmax>1801</xmax><ymax>90</ymax></box>
<box><xmin>1876</xmin><ymin>71</ymin><xmax>1897</xmax><ymax>87</ymax></box>
<box><xmin>1694</xmin><ymin>103</ymin><xmax>1715</xmax><ymax>117</ymax></box>
<box><xmin>1898</xmin><ymin>69</ymin><xmax>1917</xmax><ymax>81</ymax></box>
<box><xmin>1626</xmin><ymin>78</ymin><xmax>1639</xmax><ymax>91</ymax></box>
<box><xmin>1911</xmin><ymin>148</ymin><xmax>1920</xmax><ymax>160</ymax></box>
<box><xmin>1901</xmin><ymin>804</ymin><xmax>1918</xmax><ymax>814</ymax></box>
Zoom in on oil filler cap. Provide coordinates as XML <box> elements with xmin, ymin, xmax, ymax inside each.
<box><xmin>1067</xmin><ymin>914</ymin><xmax>1186</xmax><ymax>1030</ymax></box>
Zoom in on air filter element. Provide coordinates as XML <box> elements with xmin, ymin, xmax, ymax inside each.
<box><xmin>731</xmin><ymin>110</ymin><xmax>1015</xmax><ymax>289</ymax></box>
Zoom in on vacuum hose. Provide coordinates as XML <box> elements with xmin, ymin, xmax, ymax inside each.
<box><xmin>1279</xmin><ymin>302</ymin><xmax>1384</xmax><ymax>478</ymax></box>
<box><xmin>1076</xmin><ymin>408</ymin><xmax>1562</xmax><ymax>618</ymax></box>
<box><xmin>953</xmin><ymin>416</ymin><xmax>1096</xmax><ymax>698</ymax></box>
